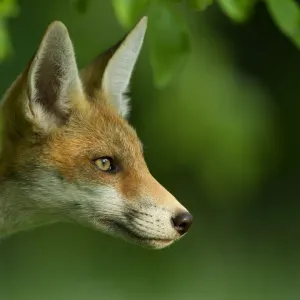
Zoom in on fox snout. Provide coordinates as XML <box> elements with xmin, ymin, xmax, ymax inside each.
<box><xmin>111</xmin><ymin>175</ymin><xmax>193</xmax><ymax>249</ymax></box>
<box><xmin>156</xmin><ymin>184</ymin><xmax>193</xmax><ymax>240</ymax></box>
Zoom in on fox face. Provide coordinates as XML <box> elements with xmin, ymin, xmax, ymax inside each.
<box><xmin>0</xmin><ymin>17</ymin><xmax>193</xmax><ymax>248</ymax></box>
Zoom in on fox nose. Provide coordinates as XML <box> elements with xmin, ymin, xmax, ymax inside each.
<box><xmin>172</xmin><ymin>212</ymin><xmax>193</xmax><ymax>235</ymax></box>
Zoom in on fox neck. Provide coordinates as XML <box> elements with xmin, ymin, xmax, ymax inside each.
<box><xmin>0</xmin><ymin>75</ymin><xmax>51</xmax><ymax>236</ymax></box>
<box><xmin>0</xmin><ymin>172</ymin><xmax>60</xmax><ymax>237</ymax></box>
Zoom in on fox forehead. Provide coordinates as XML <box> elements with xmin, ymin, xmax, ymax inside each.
<box><xmin>41</xmin><ymin>96</ymin><xmax>147</xmax><ymax>191</ymax></box>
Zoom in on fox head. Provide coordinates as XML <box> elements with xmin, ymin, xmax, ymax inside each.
<box><xmin>0</xmin><ymin>17</ymin><xmax>193</xmax><ymax>249</ymax></box>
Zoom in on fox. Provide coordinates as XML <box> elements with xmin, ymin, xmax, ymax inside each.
<box><xmin>0</xmin><ymin>16</ymin><xmax>193</xmax><ymax>249</ymax></box>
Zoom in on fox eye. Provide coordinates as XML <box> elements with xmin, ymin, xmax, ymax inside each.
<box><xmin>94</xmin><ymin>157</ymin><xmax>117</xmax><ymax>173</ymax></box>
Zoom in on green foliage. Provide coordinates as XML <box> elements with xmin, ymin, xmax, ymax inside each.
<box><xmin>217</xmin><ymin>0</ymin><xmax>257</xmax><ymax>22</ymax></box>
<box><xmin>3</xmin><ymin>0</ymin><xmax>300</xmax><ymax>87</ymax></box>
<box><xmin>266</xmin><ymin>0</ymin><xmax>300</xmax><ymax>48</ymax></box>
<box><xmin>110</xmin><ymin>0</ymin><xmax>300</xmax><ymax>88</ymax></box>
<box><xmin>0</xmin><ymin>0</ymin><xmax>19</xmax><ymax>61</ymax></box>
<box><xmin>148</xmin><ymin>1</ymin><xmax>190</xmax><ymax>88</ymax></box>
<box><xmin>109</xmin><ymin>0</ymin><xmax>300</xmax><ymax>87</ymax></box>
<box><xmin>0</xmin><ymin>0</ymin><xmax>300</xmax><ymax>88</ymax></box>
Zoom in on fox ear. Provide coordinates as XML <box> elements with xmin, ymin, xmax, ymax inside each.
<box><xmin>27</xmin><ymin>21</ymin><xmax>83</xmax><ymax>131</ymax></box>
<box><xmin>81</xmin><ymin>16</ymin><xmax>147</xmax><ymax>118</ymax></box>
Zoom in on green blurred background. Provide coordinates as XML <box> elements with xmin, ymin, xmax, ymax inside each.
<box><xmin>1</xmin><ymin>0</ymin><xmax>300</xmax><ymax>299</ymax></box>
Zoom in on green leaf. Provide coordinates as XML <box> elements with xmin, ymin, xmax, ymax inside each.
<box><xmin>266</xmin><ymin>0</ymin><xmax>300</xmax><ymax>48</ymax></box>
<box><xmin>217</xmin><ymin>0</ymin><xmax>257</xmax><ymax>22</ymax></box>
<box><xmin>188</xmin><ymin>0</ymin><xmax>214</xmax><ymax>11</ymax></box>
<box><xmin>0</xmin><ymin>0</ymin><xmax>19</xmax><ymax>18</ymax></box>
<box><xmin>148</xmin><ymin>1</ymin><xmax>190</xmax><ymax>88</ymax></box>
<box><xmin>112</xmin><ymin>0</ymin><xmax>149</xmax><ymax>28</ymax></box>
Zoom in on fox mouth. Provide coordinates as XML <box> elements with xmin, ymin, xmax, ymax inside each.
<box><xmin>108</xmin><ymin>221</ymin><xmax>174</xmax><ymax>248</ymax></box>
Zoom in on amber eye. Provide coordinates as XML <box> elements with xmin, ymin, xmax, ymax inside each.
<box><xmin>94</xmin><ymin>157</ymin><xmax>116</xmax><ymax>172</ymax></box>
